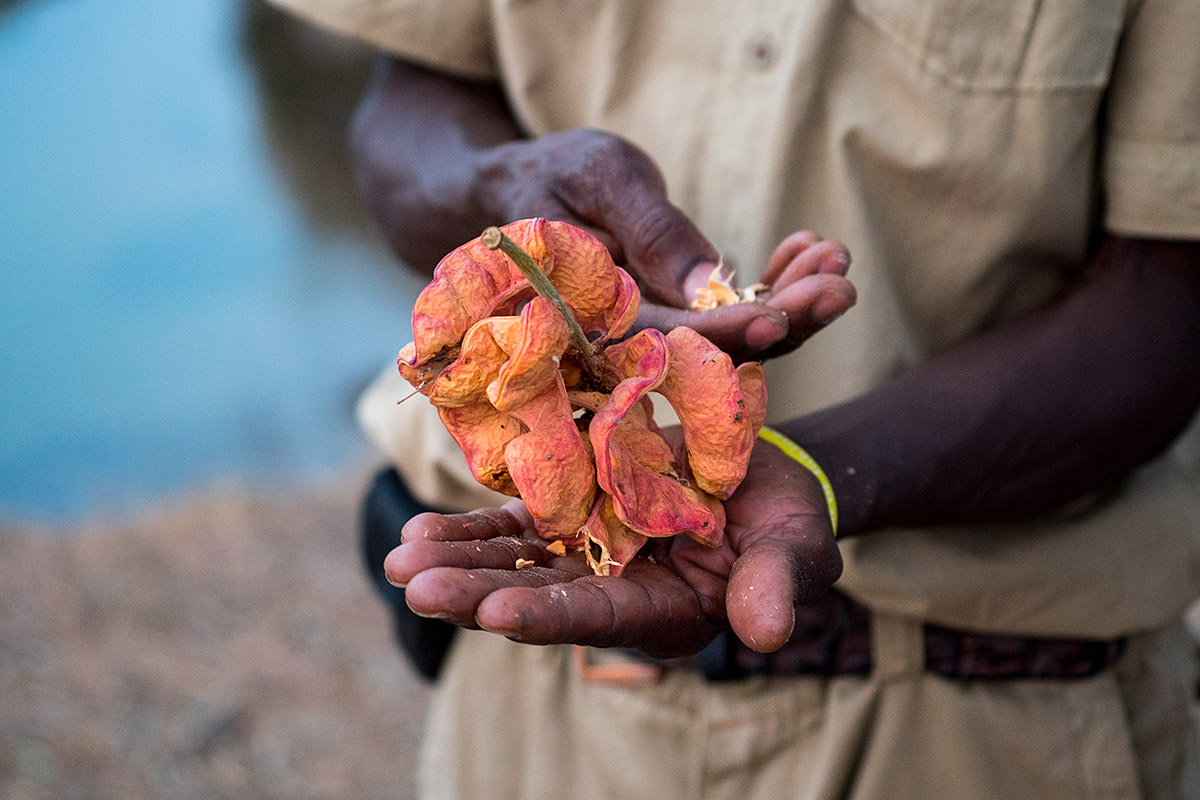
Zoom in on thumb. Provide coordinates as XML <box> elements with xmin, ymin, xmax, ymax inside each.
<box><xmin>609</xmin><ymin>202</ymin><xmax>720</xmax><ymax>307</ymax></box>
<box><xmin>725</xmin><ymin>531</ymin><xmax>843</xmax><ymax>653</ymax></box>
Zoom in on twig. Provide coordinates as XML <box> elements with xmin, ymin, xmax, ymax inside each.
<box><xmin>482</xmin><ymin>226</ymin><xmax>605</xmax><ymax>380</ymax></box>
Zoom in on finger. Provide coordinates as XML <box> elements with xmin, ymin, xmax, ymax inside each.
<box><xmin>633</xmin><ymin>300</ymin><xmax>790</xmax><ymax>362</ymax></box>
<box><xmin>727</xmin><ymin>538</ymin><xmax>796</xmax><ymax>652</ymax></box>
<box><xmin>763</xmin><ymin>230</ymin><xmax>823</xmax><ymax>284</ymax></box>
<box><xmin>384</xmin><ymin>536</ymin><xmax>557</xmax><ymax>587</ymax></box>
<box><xmin>475</xmin><ymin>571</ymin><xmax>719</xmax><ymax>657</ymax></box>
<box><xmin>764</xmin><ymin>273</ymin><xmax>857</xmax><ymax>339</ymax></box>
<box><xmin>400</xmin><ymin>500</ymin><xmax>532</xmax><ymax>544</ymax></box>
<box><xmin>403</xmin><ymin>565</ymin><xmax>579</xmax><ymax>626</ymax></box>
<box><xmin>725</xmin><ymin>530</ymin><xmax>843</xmax><ymax>653</ymax></box>
<box><xmin>770</xmin><ymin>240</ymin><xmax>852</xmax><ymax>291</ymax></box>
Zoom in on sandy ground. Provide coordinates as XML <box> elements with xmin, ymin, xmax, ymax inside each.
<box><xmin>0</xmin><ymin>464</ymin><xmax>429</xmax><ymax>800</ymax></box>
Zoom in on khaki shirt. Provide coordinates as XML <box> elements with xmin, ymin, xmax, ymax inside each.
<box><xmin>278</xmin><ymin>0</ymin><xmax>1200</xmax><ymax>638</ymax></box>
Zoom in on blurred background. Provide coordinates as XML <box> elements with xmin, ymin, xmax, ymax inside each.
<box><xmin>1</xmin><ymin>0</ymin><xmax>429</xmax><ymax>797</ymax></box>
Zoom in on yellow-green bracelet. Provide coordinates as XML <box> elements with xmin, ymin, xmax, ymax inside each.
<box><xmin>757</xmin><ymin>426</ymin><xmax>839</xmax><ymax>536</ymax></box>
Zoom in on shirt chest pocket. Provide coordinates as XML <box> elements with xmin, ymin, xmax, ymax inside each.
<box><xmin>851</xmin><ymin>0</ymin><xmax>1127</xmax><ymax>90</ymax></box>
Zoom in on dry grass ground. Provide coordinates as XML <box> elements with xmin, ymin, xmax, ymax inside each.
<box><xmin>0</xmin><ymin>465</ymin><xmax>429</xmax><ymax>800</ymax></box>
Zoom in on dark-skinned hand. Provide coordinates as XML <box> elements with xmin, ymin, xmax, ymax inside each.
<box><xmin>383</xmin><ymin>434</ymin><xmax>842</xmax><ymax>659</ymax></box>
<box><xmin>474</xmin><ymin>129</ymin><xmax>856</xmax><ymax>362</ymax></box>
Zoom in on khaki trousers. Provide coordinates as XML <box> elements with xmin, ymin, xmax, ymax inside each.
<box><xmin>417</xmin><ymin>614</ymin><xmax>1200</xmax><ymax>800</ymax></box>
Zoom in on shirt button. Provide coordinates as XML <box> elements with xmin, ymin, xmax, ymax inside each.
<box><xmin>745</xmin><ymin>34</ymin><xmax>777</xmax><ymax>71</ymax></box>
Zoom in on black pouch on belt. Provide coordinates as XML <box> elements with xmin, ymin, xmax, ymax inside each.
<box><xmin>360</xmin><ymin>467</ymin><xmax>457</xmax><ymax>681</ymax></box>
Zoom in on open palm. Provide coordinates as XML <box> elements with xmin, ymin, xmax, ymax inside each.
<box><xmin>384</xmin><ymin>437</ymin><xmax>841</xmax><ymax>659</ymax></box>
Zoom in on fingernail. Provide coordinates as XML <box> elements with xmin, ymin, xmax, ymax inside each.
<box><xmin>383</xmin><ymin>556</ymin><xmax>406</xmax><ymax>588</ymax></box>
<box><xmin>745</xmin><ymin>314</ymin><xmax>788</xmax><ymax>349</ymax></box>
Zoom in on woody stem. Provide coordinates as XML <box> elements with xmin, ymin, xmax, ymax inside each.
<box><xmin>481</xmin><ymin>226</ymin><xmax>605</xmax><ymax>380</ymax></box>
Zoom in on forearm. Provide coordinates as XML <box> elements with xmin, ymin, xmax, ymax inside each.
<box><xmin>781</xmin><ymin>235</ymin><xmax>1200</xmax><ymax>535</ymax></box>
<box><xmin>349</xmin><ymin>57</ymin><xmax>524</xmax><ymax>272</ymax></box>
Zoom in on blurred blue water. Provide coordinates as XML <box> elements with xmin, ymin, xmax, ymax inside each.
<box><xmin>0</xmin><ymin>0</ymin><xmax>421</xmax><ymax>523</ymax></box>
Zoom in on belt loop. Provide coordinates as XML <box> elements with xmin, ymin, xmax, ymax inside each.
<box><xmin>870</xmin><ymin>610</ymin><xmax>925</xmax><ymax>680</ymax></box>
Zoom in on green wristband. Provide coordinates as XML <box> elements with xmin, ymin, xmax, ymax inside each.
<box><xmin>757</xmin><ymin>426</ymin><xmax>839</xmax><ymax>536</ymax></box>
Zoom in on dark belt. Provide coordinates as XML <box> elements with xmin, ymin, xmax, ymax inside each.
<box><xmin>671</xmin><ymin>590</ymin><xmax>1126</xmax><ymax>683</ymax></box>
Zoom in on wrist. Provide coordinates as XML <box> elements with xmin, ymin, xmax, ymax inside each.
<box><xmin>772</xmin><ymin>412</ymin><xmax>886</xmax><ymax>537</ymax></box>
<box><xmin>757</xmin><ymin>426</ymin><xmax>839</xmax><ymax>537</ymax></box>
